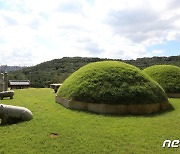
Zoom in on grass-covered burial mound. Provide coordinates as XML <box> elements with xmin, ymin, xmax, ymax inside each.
<box><xmin>56</xmin><ymin>61</ymin><xmax>170</xmax><ymax>114</ymax></box>
<box><xmin>143</xmin><ymin>65</ymin><xmax>180</xmax><ymax>98</ymax></box>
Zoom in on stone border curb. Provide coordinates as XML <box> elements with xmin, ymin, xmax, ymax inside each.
<box><xmin>56</xmin><ymin>95</ymin><xmax>170</xmax><ymax>115</ymax></box>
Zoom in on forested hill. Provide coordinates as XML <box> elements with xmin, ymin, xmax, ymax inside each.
<box><xmin>8</xmin><ymin>56</ymin><xmax>180</xmax><ymax>88</ymax></box>
<box><xmin>124</xmin><ymin>56</ymin><xmax>180</xmax><ymax>68</ymax></box>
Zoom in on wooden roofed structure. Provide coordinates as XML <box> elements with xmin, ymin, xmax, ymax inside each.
<box><xmin>9</xmin><ymin>80</ymin><xmax>30</xmax><ymax>89</ymax></box>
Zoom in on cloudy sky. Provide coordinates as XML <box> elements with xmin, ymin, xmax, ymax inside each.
<box><xmin>0</xmin><ymin>0</ymin><xmax>180</xmax><ymax>66</ymax></box>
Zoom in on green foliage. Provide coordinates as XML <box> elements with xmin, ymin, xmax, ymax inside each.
<box><xmin>143</xmin><ymin>65</ymin><xmax>180</xmax><ymax>93</ymax></box>
<box><xmin>125</xmin><ymin>56</ymin><xmax>180</xmax><ymax>69</ymax></box>
<box><xmin>8</xmin><ymin>57</ymin><xmax>105</xmax><ymax>88</ymax></box>
<box><xmin>8</xmin><ymin>56</ymin><xmax>180</xmax><ymax>88</ymax></box>
<box><xmin>0</xmin><ymin>88</ymin><xmax>179</xmax><ymax>154</ymax></box>
<box><xmin>58</xmin><ymin>61</ymin><xmax>167</xmax><ymax>104</ymax></box>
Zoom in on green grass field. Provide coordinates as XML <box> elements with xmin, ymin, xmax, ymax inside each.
<box><xmin>0</xmin><ymin>88</ymin><xmax>179</xmax><ymax>154</ymax></box>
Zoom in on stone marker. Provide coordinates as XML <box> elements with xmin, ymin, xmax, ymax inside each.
<box><xmin>0</xmin><ymin>104</ymin><xmax>33</xmax><ymax>125</ymax></box>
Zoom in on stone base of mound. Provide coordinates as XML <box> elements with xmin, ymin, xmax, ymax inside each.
<box><xmin>56</xmin><ymin>95</ymin><xmax>170</xmax><ymax>115</ymax></box>
<box><xmin>167</xmin><ymin>93</ymin><xmax>180</xmax><ymax>98</ymax></box>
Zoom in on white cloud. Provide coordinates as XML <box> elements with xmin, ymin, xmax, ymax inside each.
<box><xmin>152</xmin><ymin>49</ymin><xmax>164</xmax><ymax>54</ymax></box>
<box><xmin>0</xmin><ymin>0</ymin><xmax>180</xmax><ymax>65</ymax></box>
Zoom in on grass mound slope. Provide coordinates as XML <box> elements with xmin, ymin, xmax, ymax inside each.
<box><xmin>58</xmin><ymin>61</ymin><xmax>168</xmax><ymax>105</ymax></box>
<box><xmin>143</xmin><ymin>65</ymin><xmax>180</xmax><ymax>96</ymax></box>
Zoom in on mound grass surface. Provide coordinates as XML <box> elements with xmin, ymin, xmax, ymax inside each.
<box><xmin>143</xmin><ymin>65</ymin><xmax>180</xmax><ymax>94</ymax></box>
<box><xmin>0</xmin><ymin>88</ymin><xmax>179</xmax><ymax>153</ymax></box>
<box><xmin>58</xmin><ymin>61</ymin><xmax>167</xmax><ymax>104</ymax></box>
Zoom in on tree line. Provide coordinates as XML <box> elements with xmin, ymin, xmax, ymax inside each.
<box><xmin>8</xmin><ymin>56</ymin><xmax>180</xmax><ymax>88</ymax></box>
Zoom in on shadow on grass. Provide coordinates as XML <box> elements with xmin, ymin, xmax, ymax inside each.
<box><xmin>0</xmin><ymin>119</ymin><xmax>25</xmax><ymax>127</ymax></box>
<box><xmin>0</xmin><ymin>98</ymin><xmax>14</xmax><ymax>101</ymax></box>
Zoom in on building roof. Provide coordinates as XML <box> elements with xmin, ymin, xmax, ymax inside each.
<box><xmin>9</xmin><ymin>80</ymin><xmax>30</xmax><ymax>86</ymax></box>
<box><xmin>50</xmin><ymin>83</ymin><xmax>62</xmax><ymax>86</ymax></box>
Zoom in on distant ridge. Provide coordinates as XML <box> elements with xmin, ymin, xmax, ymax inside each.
<box><xmin>8</xmin><ymin>55</ymin><xmax>180</xmax><ymax>88</ymax></box>
<box><xmin>0</xmin><ymin>65</ymin><xmax>27</xmax><ymax>73</ymax></box>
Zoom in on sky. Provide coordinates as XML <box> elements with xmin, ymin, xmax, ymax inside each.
<box><xmin>0</xmin><ymin>0</ymin><xmax>180</xmax><ymax>66</ymax></box>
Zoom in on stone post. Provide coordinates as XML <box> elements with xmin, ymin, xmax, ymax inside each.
<box><xmin>0</xmin><ymin>73</ymin><xmax>4</xmax><ymax>92</ymax></box>
<box><xmin>4</xmin><ymin>72</ymin><xmax>8</xmax><ymax>91</ymax></box>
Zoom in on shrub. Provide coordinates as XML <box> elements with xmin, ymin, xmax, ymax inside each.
<box><xmin>58</xmin><ymin>61</ymin><xmax>168</xmax><ymax>104</ymax></box>
<box><xmin>143</xmin><ymin>65</ymin><xmax>180</xmax><ymax>93</ymax></box>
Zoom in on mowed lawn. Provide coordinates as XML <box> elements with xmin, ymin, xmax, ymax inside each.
<box><xmin>0</xmin><ymin>88</ymin><xmax>179</xmax><ymax>154</ymax></box>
